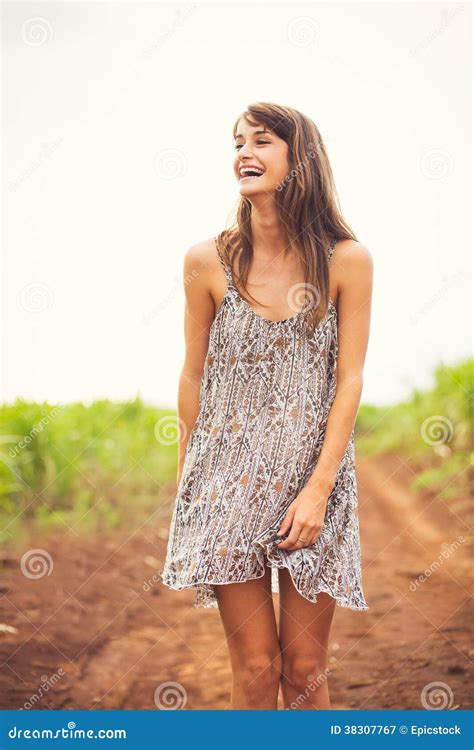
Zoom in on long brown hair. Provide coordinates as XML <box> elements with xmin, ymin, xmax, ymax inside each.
<box><xmin>218</xmin><ymin>102</ymin><xmax>358</xmax><ymax>330</ymax></box>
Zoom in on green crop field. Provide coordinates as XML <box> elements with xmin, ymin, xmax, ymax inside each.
<box><xmin>1</xmin><ymin>359</ymin><xmax>471</xmax><ymax>545</ymax></box>
<box><xmin>0</xmin><ymin>398</ymin><xmax>178</xmax><ymax>545</ymax></box>
<box><xmin>356</xmin><ymin>358</ymin><xmax>473</xmax><ymax>499</ymax></box>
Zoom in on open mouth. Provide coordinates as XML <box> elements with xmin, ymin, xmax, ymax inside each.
<box><xmin>239</xmin><ymin>167</ymin><xmax>265</xmax><ymax>181</ymax></box>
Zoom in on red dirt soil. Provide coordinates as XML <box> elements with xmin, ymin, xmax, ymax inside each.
<box><xmin>0</xmin><ymin>454</ymin><xmax>472</xmax><ymax>710</ymax></box>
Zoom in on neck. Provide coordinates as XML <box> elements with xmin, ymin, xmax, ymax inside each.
<box><xmin>247</xmin><ymin>197</ymin><xmax>290</xmax><ymax>259</ymax></box>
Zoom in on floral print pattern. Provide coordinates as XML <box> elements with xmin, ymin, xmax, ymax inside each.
<box><xmin>161</xmin><ymin>235</ymin><xmax>369</xmax><ymax>611</ymax></box>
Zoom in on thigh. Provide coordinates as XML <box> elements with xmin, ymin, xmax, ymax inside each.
<box><xmin>213</xmin><ymin>565</ymin><xmax>280</xmax><ymax>666</ymax></box>
<box><xmin>278</xmin><ymin>567</ymin><xmax>336</xmax><ymax>658</ymax></box>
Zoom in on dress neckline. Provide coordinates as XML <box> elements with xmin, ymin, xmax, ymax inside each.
<box><xmin>214</xmin><ymin>235</ymin><xmax>338</xmax><ymax>326</ymax></box>
<box><xmin>234</xmin><ymin>288</ymin><xmax>337</xmax><ymax>326</ymax></box>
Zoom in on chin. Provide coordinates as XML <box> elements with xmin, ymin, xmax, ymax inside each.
<box><xmin>237</xmin><ymin>181</ymin><xmax>273</xmax><ymax>197</ymax></box>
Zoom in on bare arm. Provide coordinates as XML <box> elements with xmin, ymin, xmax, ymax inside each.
<box><xmin>176</xmin><ymin>242</ymin><xmax>215</xmax><ymax>484</ymax></box>
<box><xmin>277</xmin><ymin>240</ymin><xmax>373</xmax><ymax>549</ymax></box>
<box><xmin>306</xmin><ymin>241</ymin><xmax>374</xmax><ymax>493</ymax></box>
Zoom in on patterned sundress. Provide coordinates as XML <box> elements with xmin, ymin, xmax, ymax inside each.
<box><xmin>161</xmin><ymin>234</ymin><xmax>369</xmax><ymax>611</ymax></box>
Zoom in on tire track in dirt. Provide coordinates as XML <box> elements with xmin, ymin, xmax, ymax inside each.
<box><xmin>343</xmin><ymin>454</ymin><xmax>472</xmax><ymax>709</ymax></box>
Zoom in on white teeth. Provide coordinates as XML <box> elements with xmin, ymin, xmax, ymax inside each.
<box><xmin>240</xmin><ymin>167</ymin><xmax>264</xmax><ymax>176</ymax></box>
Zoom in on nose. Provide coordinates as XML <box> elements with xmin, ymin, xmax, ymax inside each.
<box><xmin>237</xmin><ymin>143</ymin><xmax>254</xmax><ymax>160</ymax></box>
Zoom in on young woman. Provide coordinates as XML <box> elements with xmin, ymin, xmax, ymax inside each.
<box><xmin>161</xmin><ymin>102</ymin><xmax>373</xmax><ymax>710</ymax></box>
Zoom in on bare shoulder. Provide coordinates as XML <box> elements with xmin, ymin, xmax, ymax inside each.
<box><xmin>182</xmin><ymin>237</ymin><xmax>224</xmax><ymax>316</ymax></box>
<box><xmin>184</xmin><ymin>237</ymin><xmax>218</xmax><ymax>271</ymax></box>
<box><xmin>333</xmin><ymin>239</ymin><xmax>373</xmax><ymax>306</ymax></box>
<box><xmin>185</xmin><ymin>237</ymin><xmax>217</xmax><ymax>266</ymax></box>
<box><xmin>333</xmin><ymin>238</ymin><xmax>373</xmax><ymax>270</ymax></box>
<box><xmin>182</xmin><ymin>236</ymin><xmax>220</xmax><ymax>289</ymax></box>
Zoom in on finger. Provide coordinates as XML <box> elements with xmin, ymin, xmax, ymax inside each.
<box><xmin>276</xmin><ymin>507</ymin><xmax>295</xmax><ymax>537</ymax></box>
<box><xmin>277</xmin><ymin>521</ymin><xmax>304</xmax><ymax>549</ymax></box>
<box><xmin>294</xmin><ymin>525</ymin><xmax>313</xmax><ymax>550</ymax></box>
<box><xmin>284</xmin><ymin>525</ymin><xmax>313</xmax><ymax>551</ymax></box>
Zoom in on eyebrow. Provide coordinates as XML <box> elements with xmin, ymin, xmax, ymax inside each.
<box><xmin>234</xmin><ymin>129</ymin><xmax>270</xmax><ymax>140</ymax></box>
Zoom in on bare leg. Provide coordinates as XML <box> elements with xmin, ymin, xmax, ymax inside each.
<box><xmin>213</xmin><ymin>564</ymin><xmax>282</xmax><ymax>709</ymax></box>
<box><xmin>278</xmin><ymin>567</ymin><xmax>336</xmax><ymax>710</ymax></box>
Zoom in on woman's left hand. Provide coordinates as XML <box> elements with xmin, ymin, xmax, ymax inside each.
<box><xmin>275</xmin><ymin>485</ymin><xmax>329</xmax><ymax>550</ymax></box>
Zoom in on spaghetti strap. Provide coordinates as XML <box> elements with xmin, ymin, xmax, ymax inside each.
<box><xmin>327</xmin><ymin>237</ymin><xmax>338</xmax><ymax>261</ymax></box>
<box><xmin>162</xmin><ymin>228</ymin><xmax>368</xmax><ymax>612</ymax></box>
<box><xmin>214</xmin><ymin>234</ymin><xmax>233</xmax><ymax>285</ymax></box>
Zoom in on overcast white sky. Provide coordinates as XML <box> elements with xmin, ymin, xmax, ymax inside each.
<box><xmin>2</xmin><ymin>1</ymin><xmax>471</xmax><ymax>409</ymax></box>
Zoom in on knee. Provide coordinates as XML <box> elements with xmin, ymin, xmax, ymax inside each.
<box><xmin>281</xmin><ymin>653</ymin><xmax>329</xmax><ymax>692</ymax></box>
<box><xmin>234</xmin><ymin>651</ymin><xmax>282</xmax><ymax>699</ymax></box>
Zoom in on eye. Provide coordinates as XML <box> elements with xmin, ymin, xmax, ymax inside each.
<box><xmin>234</xmin><ymin>140</ymin><xmax>270</xmax><ymax>150</ymax></box>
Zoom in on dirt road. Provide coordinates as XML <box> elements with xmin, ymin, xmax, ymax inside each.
<box><xmin>0</xmin><ymin>454</ymin><xmax>472</xmax><ymax>710</ymax></box>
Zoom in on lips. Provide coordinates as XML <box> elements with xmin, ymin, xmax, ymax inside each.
<box><xmin>239</xmin><ymin>166</ymin><xmax>265</xmax><ymax>180</ymax></box>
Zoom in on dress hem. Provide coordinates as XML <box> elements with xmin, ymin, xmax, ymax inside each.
<box><xmin>161</xmin><ymin>555</ymin><xmax>369</xmax><ymax>613</ymax></box>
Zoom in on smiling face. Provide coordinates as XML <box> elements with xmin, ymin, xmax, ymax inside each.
<box><xmin>233</xmin><ymin>117</ymin><xmax>290</xmax><ymax>197</ymax></box>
